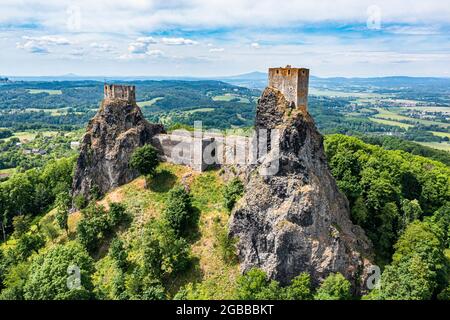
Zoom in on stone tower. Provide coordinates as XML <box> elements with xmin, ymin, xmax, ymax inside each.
<box><xmin>268</xmin><ymin>65</ymin><xmax>309</xmax><ymax>111</ymax></box>
<box><xmin>104</xmin><ymin>84</ymin><xmax>136</xmax><ymax>103</ymax></box>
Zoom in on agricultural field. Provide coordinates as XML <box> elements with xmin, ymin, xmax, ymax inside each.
<box><xmin>27</xmin><ymin>89</ymin><xmax>62</xmax><ymax>95</ymax></box>
<box><xmin>184</xmin><ymin>108</ymin><xmax>215</xmax><ymax>114</ymax></box>
<box><xmin>417</xmin><ymin>141</ymin><xmax>450</xmax><ymax>152</ymax></box>
<box><xmin>7</xmin><ymin>130</ymin><xmax>59</xmax><ymax>142</ymax></box>
<box><xmin>309</xmin><ymin>88</ymin><xmax>391</xmax><ymax>99</ymax></box>
<box><xmin>369</xmin><ymin>118</ymin><xmax>413</xmax><ymax>129</ymax></box>
<box><xmin>371</xmin><ymin>107</ymin><xmax>450</xmax><ymax>128</ymax></box>
<box><xmin>212</xmin><ymin>93</ymin><xmax>251</xmax><ymax>103</ymax></box>
<box><xmin>137</xmin><ymin>97</ymin><xmax>164</xmax><ymax>107</ymax></box>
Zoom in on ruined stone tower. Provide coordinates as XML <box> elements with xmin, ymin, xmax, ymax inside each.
<box><xmin>268</xmin><ymin>65</ymin><xmax>309</xmax><ymax>111</ymax></box>
<box><xmin>104</xmin><ymin>84</ymin><xmax>136</xmax><ymax>103</ymax></box>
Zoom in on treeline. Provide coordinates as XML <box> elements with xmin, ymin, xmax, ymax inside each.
<box><xmin>0</xmin><ymin>157</ymin><xmax>75</xmax><ymax>239</ymax></box>
<box><xmin>325</xmin><ymin>134</ymin><xmax>450</xmax><ymax>299</ymax></box>
<box><xmin>325</xmin><ymin>134</ymin><xmax>449</xmax><ymax>263</ymax></box>
<box><xmin>360</xmin><ymin>135</ymin><xmax>450</xmax><ymax>166</ymax></box>
<box><xmin>146</xmin><ymin>101</ymin><xmax>256</xmax><ymax>129</ymax></box>
<box><xmin>0</xmin><ymin>81</ymin><xmax>102</xmax><ymax>110</ymax></box>
<box><xmin>0</xmin><ymin>129</ymin><xmax>13</xmax><ymax>139</ymax></box>
<box><xmin>0</xmin><ymin>111</ymin><xmax>96</xmax><ymax>129</ymax></box>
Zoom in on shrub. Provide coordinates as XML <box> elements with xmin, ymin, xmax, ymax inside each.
<box><xmin>438</xmin><ymin>286</ymin><xmax>450</xmax><ymax>300</ymax></box>
<box><xmin>143</xmin><ymin>219</ymin><xmax>191</xmax><ymax>279</ymax></box>
<box><xmin>213</xmin><ymin>222</ymin><xmax>237</xmax><ymax>264</ymax></box>
<box><xmin>141</xmin><ymin>284</ymin><xmax>166</xmax><ymax>300</ymax></box>
<box><xmin>235</xmin><ymin>268</ymin><xmax>281</xmax><ymax>300</ymax></box>
<box><xmin>108</xmin><ymin>202</ymin><xmax>129</xmax><ymax>226</ymax></box>
<box><xmin>162</xmin><ymin>186</ymin><xmax>195</xmax><ymax>237</ymax></box>
<box><xmin>109</xmin><ymin>238</ymin><xmax>128</xmax><ymax>270</ymax></box>
<box><xmin>73</xmin><ymin>194</ymin><xmax>87</xmax><ymax>210</ymax></box>
<box><xmin>15</xmin><ymin>233</ymin><xmax>45</xmax><ymax>261</ymax></box>
<box><xmin>223</xmin><ymin>178</ymin><xmax>244</xmax><ymax>212</ymax></box>
<box><xmin>314</xmin><ymin>273</ymin><xmax>352</xmax><ymax>300</ymax></box>
<box><xmin>130</xmin><ymin>144</ymin><xmax>159</xmax><ymax>178</ymax></box>
<box><xmin>12</xmin><ymin>215</ymin><xmax>31</xmax><ymax>238</ymax></box>
<box><xmin>76</xmin><ymin>203</ymin><xmax>110</xmax><ymax>253</ymax></box>
<box><xmin>283</xmin><ymin>273</ymin><xmax>312</xmax><ymax>300</ymax></box>
<box><xmin>0</xmin><ymin>261</ymin><xmax>30</xmax><ymax>300</ymax></box>
<box><xmin>77</xmin><ymin>202</ymin><xmax>128</xmax><ymax>253</ymax></box>
<box><xmin>55</xmin><ymin>191</ymin><xmax>71</xmax><ymax>233</ymax></box>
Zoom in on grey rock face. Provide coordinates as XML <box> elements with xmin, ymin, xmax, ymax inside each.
<box><xmin>229</xmin><ymin>87</ymin><xmax>373</xmax><ymax>291</ymax></box>
<box><xmin>72</xmin><ymin>99</ymin><xmax>164</xmax><ymax>200</ymax></box>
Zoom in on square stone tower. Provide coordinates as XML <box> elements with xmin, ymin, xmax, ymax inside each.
<box><xmin>104</xmin><ymin>84</ymin><xmax>136</xmax><ymax>103</ymax></box>
<box><xmin>268</xmin><ymin>65</ymin><xmax>309</xmax><ymax>111</ymax></box>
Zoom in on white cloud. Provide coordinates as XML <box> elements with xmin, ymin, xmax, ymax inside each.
<box><xmin>128</xmin><ymin>42</ymin><xmax>147</xmax><ymax>54</ymax></box>
<box><xmin>2</xmin><ymin>0</ymin><xmax>450</xmax><ymax>33</ymax></box>
<box><xmin>124</xmin><ymin>36</ymin><xmax>197</xmax><ymax>58</ymax></box>
<box><xmin>16</xmin><ymin>35</ymin><xmax>71</xmax><ymax>53</ymax></box>
<box><xmin>23</xmin><ymin>35</ymin><xmax>71</xmax><ymax>45</ymax></box>
<box><xmin>386</xmin><ymin>26</ymin><xmax>440</xmax><ymax>35</ymax></box>
<box><xmin>135</xmin><ymin>36</ymin><xmax>157</xmax><ymax>44</ymax></box>
<box><xmin>3</xmin><ymin>0</ymin><xmax>450</xmax><ymax>76</ymax></box>
<box><xmin>127</xmin><ymin>36</ymin><xmax>158</xmax><ymax>54</ymax></box>
<box><xmin>146</xmin><ymin>49</ymin><xmax>165</xmax><ymax>57</ymax></box>
<box><xmin>16</xmin><ymin>41</ymin><xmax>49</xmax><ymax>53</ymax></box>
<box><xmin>90</xmin><ymin>42</ymin><xmax>113</xmax><ymax>51</ymax></box>
<box><xmin>117</xmin><ymin>53</ymin><xmax>146</xmax><ymax>60</ymax></box>
<box><xmin>161</xmin><ymin>37</ymin><xmax>198</xmax><ymax>45</ymax></box>
<box><xmin>209</xmin><ymin>47</ymin><xmax>224</xmax><ymax>52</ymax></box>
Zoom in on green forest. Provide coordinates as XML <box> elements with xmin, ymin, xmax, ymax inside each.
<box><xmin>1</xmin><ymin>135</ymin><xmax>449</xmax><ymax>300</ymax></box>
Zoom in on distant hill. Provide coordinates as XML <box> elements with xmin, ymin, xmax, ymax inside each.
<box><xmin>7</xmin><ymin>72</ymin><xmax>450</xmax><ymax>91</ymax></box>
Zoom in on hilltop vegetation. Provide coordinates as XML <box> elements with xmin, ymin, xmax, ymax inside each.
<box><xmin>0</xmin><ymin>135</ymin><xmax>449</xmax><ymax>300</ymax></box>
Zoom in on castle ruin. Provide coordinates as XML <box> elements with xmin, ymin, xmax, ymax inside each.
<box><xmin>268</xmin><ymin>65</ymin><xmax>309</xmax><ymax>111</ymax></box>
<box><xmin>104</xmin><ymin>65</ymin><xmax>309</xmax><ymax>172</ymax></box>
<box><xmin>104</xmin><ymin>84</ymin><xmax>136</xmax><ymax>102</ymax></box>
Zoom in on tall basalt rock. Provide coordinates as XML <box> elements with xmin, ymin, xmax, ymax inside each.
<box><xmin>72</xmin><ymin>98</ymin><xmax>164</xmax><ymax>201</ymax></box>
<box><xmin>229</xmin><ymin>87</ymin><xmax>374</xmax><ymax>292</ymax></box>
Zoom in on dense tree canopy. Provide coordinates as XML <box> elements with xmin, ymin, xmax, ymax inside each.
<box><xmin>325</xmin><ymin>134</ymin><xmax>450</xmax><ymax>265</ymax></box>
<box><xmin>24</xmin><ymin>242</ymin><xmax>94</xmax><ymax>300</ymax></box>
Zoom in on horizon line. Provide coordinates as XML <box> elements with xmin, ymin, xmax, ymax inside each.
<box><xmin>4</xmin><ymin>73</ymin><xmax>450</xmax><ymax>80</ymax></box>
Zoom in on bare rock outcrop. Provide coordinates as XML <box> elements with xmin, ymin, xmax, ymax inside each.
<box><xmin>72</xmin><ymin>98</ymin><xmax>164</xmax><ymax>201</ymax></box>
<box><xmin>229</xmin><ymin>87</ymin><xmax>373</xmax><ymax>292</ymax></box>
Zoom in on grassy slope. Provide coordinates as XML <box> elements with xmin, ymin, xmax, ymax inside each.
<box><xmin>40</xmin><ymin>162</ymin><xmax>239</xmax><ymax>299</ymax></box>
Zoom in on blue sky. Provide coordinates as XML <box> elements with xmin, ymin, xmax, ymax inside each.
<box><xmin>0</xmin><ymin>0</ymin><xmax>449</xmax><ymax>77</ymax></box>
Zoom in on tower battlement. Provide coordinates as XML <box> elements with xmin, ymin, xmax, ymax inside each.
<box><xmin>268</xmin><ymin>65</ymin><xmax>309</xmax><ymax>111</ymax></box>
<box><xmin>104</xmin><ymin>84</ymin><xmax>136</xmax><ymax>102</ymax></box>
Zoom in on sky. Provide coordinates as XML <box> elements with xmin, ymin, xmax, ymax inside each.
<box><xmin>0</xmin><ymin>0</ymin><xmax>450</xmax><ymax>77</ymax></box>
